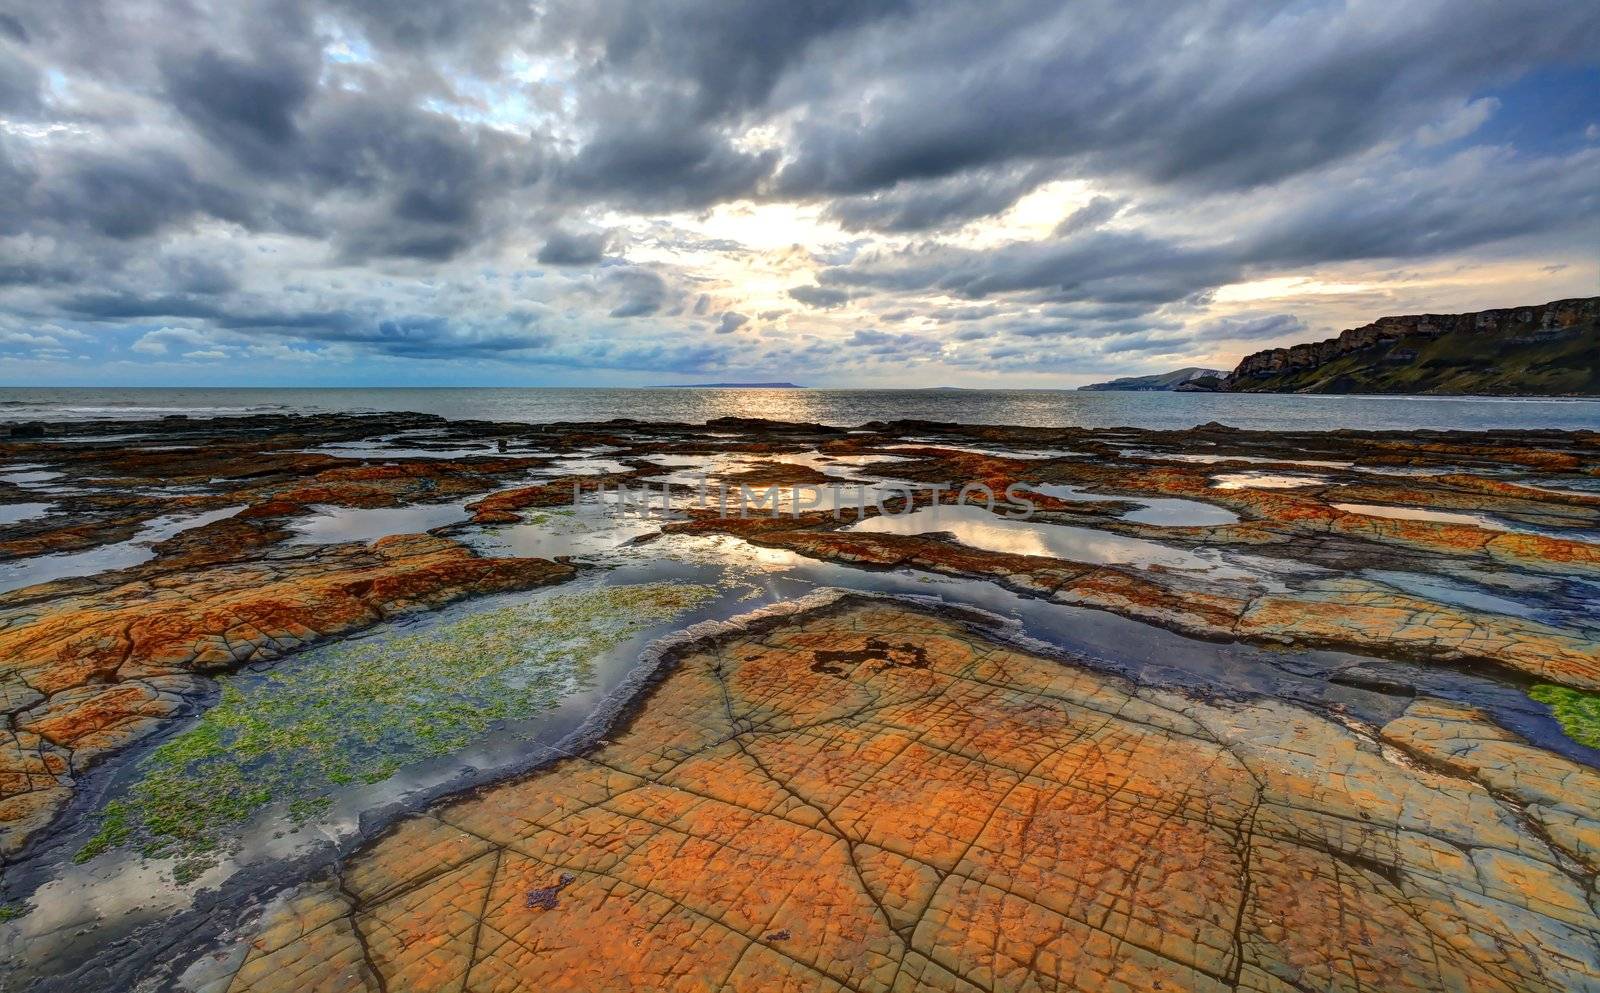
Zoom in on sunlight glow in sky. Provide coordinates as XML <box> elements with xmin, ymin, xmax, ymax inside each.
<box><xmin>0</xmin><ymin>1</ymin><xmax>1596</xmax><ymax>387</ymax></box>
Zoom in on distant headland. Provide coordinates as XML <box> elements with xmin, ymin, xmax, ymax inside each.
<box><xmin>1084</xmin><ymin>297</ymin><xmax>1599</xmax><ymax>396</ymax></box>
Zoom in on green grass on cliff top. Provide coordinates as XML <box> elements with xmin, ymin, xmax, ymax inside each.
<box><xmin>1236</xmin><ymin>322</ymin><xmax>1599</xmax><ymax>395</ymax></box>
<box><xmin>76</xmin><ymin>582</ymin><xmax>714</xmax><ymax>875</ymax></box>
<box><xmin>1529</xmin><ymin>684</ymin><xmax>1600</xmax><ymax>751</ymax></box>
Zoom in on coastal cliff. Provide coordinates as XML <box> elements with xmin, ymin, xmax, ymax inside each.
<box><xmin>1221</xmin><ymin>297</ymin><xmax>1599</xmax><ymax>395</ymax></box>
<box><xmin>1078</xmin><ymin>367</ymin><xmax>1225</xmax><ymax>391</ymax></box>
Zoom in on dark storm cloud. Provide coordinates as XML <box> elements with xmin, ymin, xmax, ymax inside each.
<box><xmin>556</xmin><ymin>123</ymin><xmax>773</xmax><ymax>209</ymax></box>
<box><xmin>161</xmin><ymin>46</ymin><xmax>316</xmax><ymax>167</ymax></box>
<box><xmin>3</xmin><ymin>0</ymin><xmax>541</xmax><ymax>264</ymax></box>
<box><xmin>324</xmin><ymin>0</ymin><xmax>532</xmax><ymax>54</ymax></box>
<box><xmin>2</xmin><ymin>0</ymin><xmax>1597</xmax><ymax>378</ymax></box>
<box><xmin>824</xmin><ymin>166</ymin><xmax>1053</xmax><ymax>233</ymax></box>
<box><xmin>1054</xmin><ymin>196</ymin><xmax>1124</xmax><ymax>237</ymax></box>
<box><xmin>536</xmin><ymin>0</ymin><xmax>919</xmax><ymax>119</ymax></box>
<box><xmin>813</xmin><ymin>140</ymin><xmax>1600</xmax><ymax>322</ymax></box>
<box><xmin>537</xmin><ymin>228</ymin><xmax>611</xmax><ymax>266</ymax></box>
<box><xmin>0</xmin><ymin>45</ymin><xmax>39</xmax><ymax>113</ymax></box>
<box><xmin>774</xmin><ymin>1</ymin><xmax>1600</xmax><ymax>196</ymax></box>
<box><xmin>819</xmin><ymin>229</ymin><xmax>1240</xmax><ymax>307</ymax></box>
<box><xmin>15</xmin><ymin>147</ymin><xmax>250</xmax><ymax>240</ymax></box>
<box><xmin>604</xmin><ymin>265</ymin><xmax>669</xmax><ymax>318</ymax></box>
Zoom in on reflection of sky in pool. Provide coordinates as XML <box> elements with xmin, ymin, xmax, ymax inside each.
<box><xmin>0</xmin><ymin>506</ymin><xmax>245</xmax><ymax>593</ymax></box>
<box><xmin>846</xmin><ymin>503</ymin><xmax>1248</xmax><ymax>573</ymax></box>
<box><xmin>0</xmin><ymin>501</ymin><xmax>53</xmax><ymax>526</ymax></box>
<box><xmin>1027</xmin><ymin>483</ymin><xmax>1240</xmax><ymax>527</ymax></box>
<box><xmin>1211</xmin><ymin>471</ymin><xmax>1328</xmax><ymax>490</ymax></box>
<box><xmin>1122</xmin><ymin>450</ymin><xmax>1354</xmax><ymax>468</ymax></box>
<box><xmin>286</xmin><ymin>503</ymin><xmax>470</xmax><ymax>544</ymax></box>
<box><xmin>1333</xmin><ymin>502</ymin><xmax>1600</xmax><ymax>544</ymax></box>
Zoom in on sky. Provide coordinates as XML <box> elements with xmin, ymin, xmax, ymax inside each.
<box><xmin>0</xmin><ymin>1</ymin><xmax>1597</xmax><ymax>388</ymax></box>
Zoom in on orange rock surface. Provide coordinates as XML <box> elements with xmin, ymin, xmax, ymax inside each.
<box><xmin>0</xmin><ymin>533</ymin><xmax>573</xmax><ymax>856</ymax></box>
<box><xmin>221</xmin><ymin>598</ymin><xmax>1600</xmax><ymax>993</ymax></box>
<box><xmin>666</xmin><ymin>520</ymin><xmax>1600</xmax><ymax>688</ymax></box>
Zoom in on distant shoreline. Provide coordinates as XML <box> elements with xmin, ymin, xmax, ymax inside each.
<box><xmin>654</xmin><ymin>382</ymin><xmax>802</xmax><ymax>389</ymax></box>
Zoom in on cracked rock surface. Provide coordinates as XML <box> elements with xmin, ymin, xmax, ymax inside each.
<box><xmin>0</xmin><ymin>534</ymin><xmax>572</xmax><ymax>858</ymax></box>
<box><xmin>223</xmin><ymin>598</ymin><xmax>1600</xmax><ymax>993</ymax></box>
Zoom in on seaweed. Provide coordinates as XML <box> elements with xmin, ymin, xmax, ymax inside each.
<box><xmin>1529</xmin><ymin>684</ymin><xmax>1600</xmax><ymax>751</ymax></box>
<box><xmin>77</xmin><ymin>583</ymin><xmax>714</xmax><ymax>867</ymax></box>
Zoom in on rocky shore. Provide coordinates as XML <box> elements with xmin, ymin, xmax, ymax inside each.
<box><xmin>1</xmin><ymin>411</ymin><xmax>1597</xmax><ymax>991</ymax></box>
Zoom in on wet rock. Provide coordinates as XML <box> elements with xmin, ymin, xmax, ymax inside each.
<box><xmin>0</xmin><ymin>533</ymin><xmax>574</xmax><ymax>857</ymax></box>
<box><xmin>225</xmin><ymin>599</ymin><xmax>1600</xmax><ymax>992</ymax></box>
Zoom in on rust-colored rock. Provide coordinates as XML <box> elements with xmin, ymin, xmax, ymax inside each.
<box><xmin>0</xmin><ymin>533</ymin><xmax>574</xmax><ymax>856</ymax></box>
<box><xmin>222</xmin><ymin>599</ymin><xmax>1600</xmax><ymax>992</ymax></box>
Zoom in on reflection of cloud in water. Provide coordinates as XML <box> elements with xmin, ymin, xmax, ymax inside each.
<box><xmin>473</xmin><ymin>506</ymin><xmax>660</xmax><ymax>559</ymax></box>
<box><xmin>885</xmin><ymin>444</ymin><xmax>1082</xmax><ymax>459</ymax></box>
<box><xmin>533</xmin><ymin>457</ymin><xmax>634</xmax><ymax>476</ymax></box>
<box><xmin>1027</xmin><ymin>483</ymin><xmax>1239</xmax><ymax>526</ymax></box>
<box><xmin>301</xmin><ymin>443</ymin><xmax>501</xmax><ymax>460</ymax></box>
<box><xmin>847</xmin><ymin>503</ymin><xmax>1249</xmax><ymax>574</ymax></box>
<box><xmin>1</xmin><ymin>469</ymin><xmax>65</xmax><ymax>486</ymax></box>
<box><xmin>1211</xmin><ymin>471</ymin><xmax>1327</xmax><ymax>490</ymax></box>
<box><xmin>0</xmin><ymin>505</ymin><xmax>246</xmax><ymax>593</ymax></box>
<box><xmin>1360</xmin><ymin>570</ymin><xmax>1538</xmax><ymax>619</ymax></box>
<box><xmin>771</xmin><ymin>450</ymin><xmax>917</xmax><ymax>477</ymax></box>
<box><xmin>286</xmin><ymin>503</ymin><xmax>469</xmax><ymax>545</ymax></box>
<box><xmin>1333</xmin><ymin>502</ymin><xmax>1600</xmax><ymax>545</ymax></box>
<box><xmin>0</xmin><ymin>501</ymin><xmax>53</xmax><ymax>525</ymax></box>
<box><xmin>1333</xmin><ymin>502</ymin><xmax>1505</xmax><ymax>529</ymax></box>
<box><xmin>1124</xmin><ymin>450</ymin><xmax>1353</xmax><ymax>468</ymax></box>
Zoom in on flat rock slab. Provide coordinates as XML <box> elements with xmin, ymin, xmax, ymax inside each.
<box><xmin>225</xmin><ymin>597</ymin><xmax>1600</xmax><ymax>993</ymax></box>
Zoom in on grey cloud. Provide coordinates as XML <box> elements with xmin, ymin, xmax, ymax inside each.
<box><xmin>161</xmin><ymin>45</ymin><xmax>316</xmax><ymax>168</ymax></box>
<box><xmin>787</xmin><ymin>285</ymin><xmax>851</xmax><ymax>309</ymax></box>
<box><xmin>715</xmin><ymin>312</ymin><xmax>748</xmax><ymax>334</ymax></box>
<box><xmin>1054</xmin><ymin>196</ymin><xmax>1124</xmax><ymax>236</ymax></box>
<box><xmin>325</xmin><ymin>0</ymin><xmax>532</xmax><ymax>54</ymax></box>
<box><xmin>776</xmin><ymin>1</ymin><xmax>1600</xmax><ymax>197</ymax></box>
<box><xmin>537</xmin><ymin>0</ymin><xmax>918</xmax><ymax>120</ymax></box>
<box><xmin>537</xmin><ymin>228</ymin><xmax>612</xmax><ymax>266</ymax></box>
<box><xmin>824</xmin><ymin>165</ymin><xmax>1052</xmax><ymax>233</ymax></box>
<box><xmin>820</xmin><ymin>228</ymin><xmax>1239</xmax><ymax>307</ymax></box>
<box><xmin>604</xmin><ymin>265</ymin><xmax>669</xmax><ymax>318</ymax></box>
<box><xmin>556</xmin><ymin>122</ymin><xmax>774</xmax><ymax>209</ymax></box>
<box><xmin>0</xmin><ymin>46</ymin><xmax>39</xmax><ymax>113</ymax></box>
<box><xmin>1192</xmin><ymin>313</ymin><xmax>1305</xmax><ymax>341</ymax></box>
<box><xmin>3</xmin><ymin>0</ymin><xmax>1597</xmax><ymax>380</ymax></box>
<box><xmin>20</xmin><ymin>147</ymin><xmax>247</xmax><ymax>240</ymax></box>
<box><xmin>847</xmin><ymin>328</ymin><xmax>943</xmax><ymax>359</ymax></box>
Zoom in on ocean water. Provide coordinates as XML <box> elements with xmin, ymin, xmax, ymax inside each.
<box><xmin>2</xmin><ymin>386</ymin><xmax>1599</xmax><ymax>432</ymax></box>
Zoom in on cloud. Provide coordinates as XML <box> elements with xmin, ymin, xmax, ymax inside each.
<box><xmin>787</xmin><ymin>285</ymin><xmax>852</xmax><ymax>309</ymax></box>
<box><xmin>604</xmin><ymin>265</ymin><xmax>669</xmax><ymax>318</ymax></box>
<box><xmin>1053</xmin><ymin>196</ymin><xmax>1124</xmax><ymax>236</ymax></box>
<box><xmin>1190</xmin><ymin>313</ymin><xmax>1305</xmax><ymax>341</ymax></box>
<box><xmin>131</xmin><ymin>326</ymin><xmax>215</xmax><ymax>354</ymax></box>
<box><xmin>537</xmin><ymin>227</ymin><xmax>611</xmax><ymax>266</ymax></box>
<box><xmin>824</xmin><ymin>165</ymin><xmax>1053</xmax><ymax>233</ymax></box>
<box><xmin>773</xmin><ymin>1</ymin><xmax>1600</xmax><ymax>196</ymax></box>
<box><xmin>0</xmin><ymin>0</ymin><xmax>1595</xmax><ymax>385</ymax></box>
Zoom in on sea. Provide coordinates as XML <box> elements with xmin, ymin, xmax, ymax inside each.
<box><xmin>2</xmin><ymin>386</ymin><xmax>1600</xmax><ymax>432</ymax></box>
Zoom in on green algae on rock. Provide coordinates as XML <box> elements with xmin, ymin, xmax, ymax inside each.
<box><xmin>75</xmin><ymin>582</ymin><xmax>715</xmax><ymax>868</ymax></box>
<box><xmin>1530</xmin><ymin>683</ymin><xmax>1600</xmax><ymax>750</ymax></box>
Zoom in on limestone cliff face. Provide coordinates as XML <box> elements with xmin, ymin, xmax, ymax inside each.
<box><xmin>1222</xmin><ymin>297</ymin><xmax>1600</xmax><ymax>395</ymax></box>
